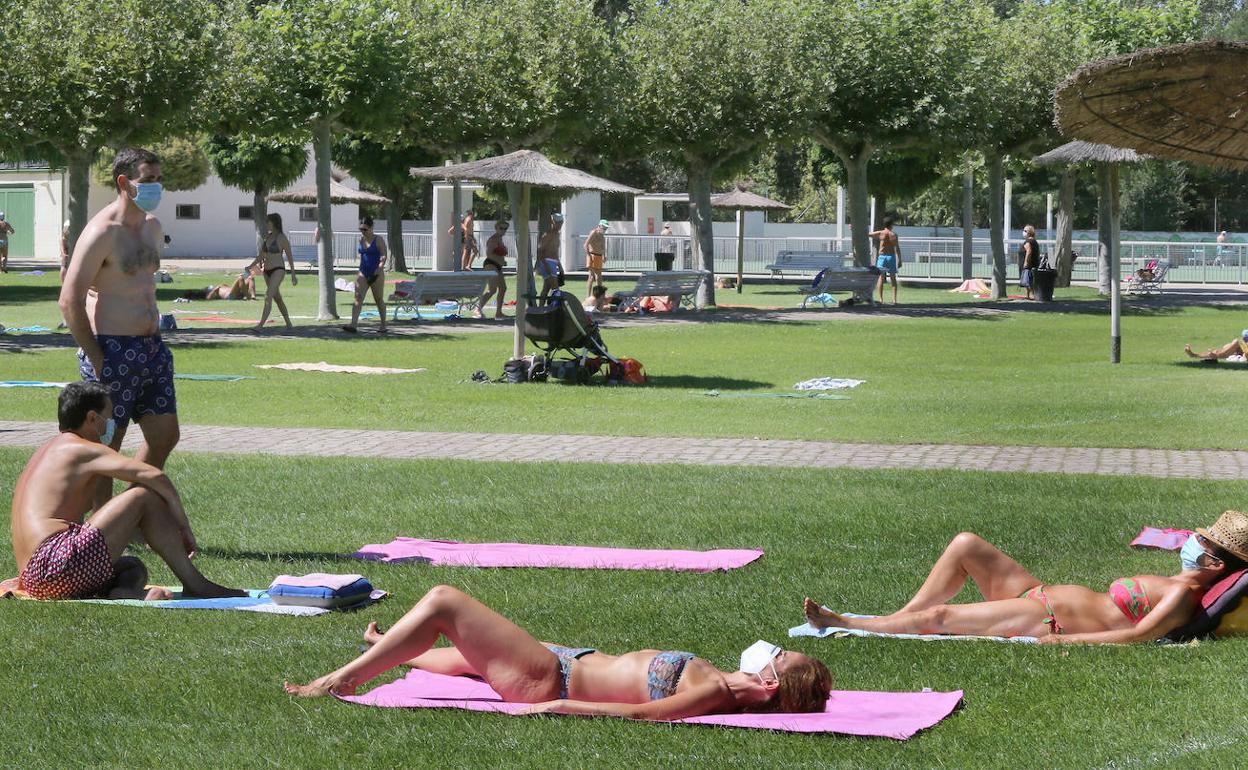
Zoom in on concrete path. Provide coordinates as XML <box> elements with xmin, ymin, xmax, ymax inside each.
<box><xmin>2</xmin><ymin>420</ymin><xmax>1246</xmax><ymax>480</ymax></box>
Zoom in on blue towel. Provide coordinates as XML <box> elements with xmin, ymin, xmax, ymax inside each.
<box><xmin>0</xmin><ymin>380</ymin><xmax>67</xmax><ymax>388</ymax></box>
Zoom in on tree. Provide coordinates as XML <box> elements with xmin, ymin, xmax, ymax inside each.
<box><xmin>333</xmin><ymin>134</ymin><xmax>439</xmax><ymax>273</ymax></box>
<box><xmin>91</xmin><ymin>136</ymin><xmax>211</xmax><ymax>192</ymax></box>
<box><xmin>201</xmin><ymin>135</ymin><xmax>308</xmax><ymax>247</ymax></box>
<box><xmin>220</xmin><ymin>0</ymin><xmax>429</xmax><ymax>319</ymax></box>
<box><xmin>798</xmin><ymin>0</ymin><xmax>996</xmax><ymax>268</ymax></box>
<box><xmin>0</xmin><ymin>0</ymin><xmax>223</xmax><ymax>256</ymax></box>
<box><xmin>622</xmin><ymin>0</ymin><xmax>806</xmax><ymax>306</ymax></box>
<box><xmin>1120</xmin><ymin>161</ymin><xmax>1192</xmax><ymax>231</ymax></box>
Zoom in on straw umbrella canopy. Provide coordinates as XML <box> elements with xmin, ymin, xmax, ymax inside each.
<box><xmin>410</xmin><ymin>149</ymin><xmax>641</xmax><ymax>359</ymax></box>
<box><xmin>710</xmin><ymin>188</ymin><xmax>790</xmax><ymax>294</ymax></box>
<box><xmin>1034</xmin><ymin>141</ymin><xmax>1150</xmax><ymax>364</ymax></box>
<box><xmin>1055</xmin><ymin>40</ymin><xmax>1248</xmax><ymax>171</ymax></box>
<box><xmin>267</xmin><ymin>180</ymin><xmax>392</xmax><ymax>206</ymax></box>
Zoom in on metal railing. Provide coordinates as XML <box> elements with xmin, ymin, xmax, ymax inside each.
<box><xmin>289</xmin><ymin>230</ymin><xmax>436</xmax><ymax>270</ymax></box>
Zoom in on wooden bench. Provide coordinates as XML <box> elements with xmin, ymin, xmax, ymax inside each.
<box><xmin>799</xmin><ymin>267</ymin><xmax>877</xmax><ymax>308</ymax></box>
<box><xmin>615</xmin><ymin>270</ymin><xmax>709</xmax><ymax>312</ymax></box>
<box><xmin>387</xmin><ymin>271</ymin><xmax>491</xmax><ymax>320</ymax></box>
<box><xmin>763</xmin><ymin>250</ymin><xmax>847</xmax><ymax>280</ymax></box>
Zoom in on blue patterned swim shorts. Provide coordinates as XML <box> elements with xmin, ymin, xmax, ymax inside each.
<box><xmin>78</xmin><ymin>335</ymin><xmax>177</xmax><ymax>429</ymax></box>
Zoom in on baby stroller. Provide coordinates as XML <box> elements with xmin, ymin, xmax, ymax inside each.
<box><xmin>523</xmin><ymin>290</ymin><xmax>618</xmax><ymax>384</ymax></box>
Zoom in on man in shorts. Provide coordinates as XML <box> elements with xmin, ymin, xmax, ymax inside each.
<box><xmin>9</xmin><ymin>383</ymin><xmax>244</xmax><ymax>600</ymax></box>
<box><xmin>59</xmin><ymin>148</ymin><xmax>180</xmax><ymax>490</ymax></box>
<box><xmin>536</xmin><ymin>212</ymin><xmax>566</xmax><ymax>300</ymax></box>
<box><xmin>0</xmin><ymin>211</ymin><xmax>15</xmax><ymax>273</ymax></box>
<box><xmin>868</xmin><ymin>217</ymin><xmax>902</xmax><ymax>304</ymax></box>
<box><xmin>585</xmin><ymin>219</ymin><xmax>609</xmax><ymax>296</ymax></box>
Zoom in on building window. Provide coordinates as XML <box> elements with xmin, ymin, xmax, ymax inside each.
<box><xmin>299</xmin><ymin>207</ymin><xmax>317</xmax><ymax>222</ymax></box>
<box><xmin>238</xmin><ymin>205</ymin><xmax>254</xmax><ymax>221</ymax></box>
<box><xmin>175</xmin><ymin>204</ymin><xmax>200</xmax><ymax>220</ymax></box>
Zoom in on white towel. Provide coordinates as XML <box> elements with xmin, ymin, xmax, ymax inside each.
<box><xmin>789</xmin><ymin>612</ymin><xmax>1037</xmax><ymax>644</ymax></box>
<box><xmin>794</xmin><ymin>377</ymin><xmax>864</xmax><ymax>391</ymax></box>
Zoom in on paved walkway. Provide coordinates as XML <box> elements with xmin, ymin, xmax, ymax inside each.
<box><xmin>2</xmin><ymin>420</ymin><xmax>1246</xmax><ymax>480</ymax></box>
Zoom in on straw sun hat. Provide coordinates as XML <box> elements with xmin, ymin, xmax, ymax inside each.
<box><xmin>1197</xmin><ymin>510</ymin><xmax>1248</xmax><ymax>562</ymax></box>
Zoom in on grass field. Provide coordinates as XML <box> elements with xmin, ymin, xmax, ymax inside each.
<box><xmin>1</xmin><ymin>450</ymin><xmax>1246</xmax><ymax>769</ymax></box>
<box><xmin>3</xmin><ymin>273</ymin><xmax>1247</xmax><ymax>449</ymax></box>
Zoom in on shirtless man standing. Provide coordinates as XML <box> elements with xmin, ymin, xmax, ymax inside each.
<box><xmin>536</xmin><ymin>212</ymin><xmax>565</xmax><ymax>300</ymax></box>
<box><xmin>0</xmin><ymin>211</ymin><xmax>15</xmax><ymax>273</ymax></box>
<box><xmin>59</xmin><ymin>148</ymin><xmax>180</xmax><ymax>482</ymax></box>
<box><xmin>11</xmin><ymin>383</ymin><xmax>243</xmax><ymax>600</ymax></box>
<box><xmin>868</xmin><ymin>217</ymin><xmax>902</xmax><ymax>305</ymax></box>
<box><xmin>584</xmin><ymin>219</ymin><xmax>608</xmax><ymax>296</ymax></box>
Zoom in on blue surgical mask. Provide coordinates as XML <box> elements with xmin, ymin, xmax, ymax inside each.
<box><xmin>1180</xmin><ymin>534</ymin><xmax>1208</xmax><ymax>571</ymax></box>
<box><xmin>98</xmin><ymin>414</ymin><xmax>116</xmax><ymax>447</ymax></box>
<box><xmin>131</xmin><ymin>182</ymin><xmax>163</xmax><ymax>212</ymax></box>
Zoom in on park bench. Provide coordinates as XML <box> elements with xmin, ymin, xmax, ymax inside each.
<box><xmin>800</xmin><ymin>266</ymin><xmax>878</xmax><ymax>308</ymax></box>
<box><xmin>614</xmin><ymin>270</ymin><xmax>710</xmax><ymax>312</ymax></box>
<box><xmin>388</xmin><ymin>271</ymin><xmax>490</xmax><ymax>320</ymax></box>
<box><xmin>764</xmin><ymin>250</ymin><xmax>847</xmax><ymax>280</ymax></box>
<box><xmin>1122</xmin><ymin>259</ymin><xmax>1171</xmax><ymax>296</ymax></box>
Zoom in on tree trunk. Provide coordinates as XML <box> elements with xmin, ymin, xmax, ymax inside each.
<box><xmin>313</xmin><ymin>118</ymin><xmax>337</xmax><ymax>319</ymax></box>
<box><xmin>687</xmin><ymin>163</ymin><xmax>716</xmax><ymax>308</ymax></box>
<box><xmin>961</xmin><ymin>164</ymin><xmax>974</xmax><ymax>281</ymax></box>
<box><xmin>987</xmin><ymin>152</ymin><xmax>1007</xmax><ymax>299</ymax></box>
<box><xmin>1055</xmin><ymin>166</ymin><xmax>1076</xmax><ymax>288</ymax></box>
<box><xmin>831</xmin><ymin>144</ymin><xmax>873</xmax><ymax>267</ymax></box>
<box><xmin>508</xmin><ymin>181</ymin><xmax>532</xmax><ymax>360</ymax></box>
<box><xmin>252</xmin><ymin>186</ymin><xmax>269</xmax><ymax>252</ymax></box>
<box><xmin>65</xmin><ymin>150</ymin><xmax>92</xmax><ymax>258</ymax></box>
<box><xmin>386</xmin><ymin>195</ymin><xmax>407</xmax><ymax>273</ymax></box>
<box><xmin>1096</xmin><ymin>164</ymin><xmax>1112</xmax><ymax>296</ymax></box>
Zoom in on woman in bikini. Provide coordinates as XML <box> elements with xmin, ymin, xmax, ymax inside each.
<box><xmin>342</xmin><ymin>216</ymin><xmax>388</xmax><ymax>334</ymax></box>
<box><xmin>475</xmin><ymin>220</ymin><xmax>509</xmax><ymax>319</ymax></box>
<box><xmin>285</xmin><ymin>584</ymin><xmax>832</xmax><ymax>720</ymax></box>
<box><xmin>803</xmin><ymin>510</ymin><xmax>1248</xmax><ymax>644</ymax></box>
<box><xmin>253</xmin><ymin>213</ymin><xmax>296</xmax><ymax>331</ymax></box>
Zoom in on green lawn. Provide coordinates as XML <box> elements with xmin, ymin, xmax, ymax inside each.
<box><xmin>2</xmin><ymin>273</ymin><xmax>1246</xmax><ymax>449</ymax></box>
<box><xmin>0</xmin><ymin>449</ymin><xmax>1245</xmax><ymax>768</ymax></box>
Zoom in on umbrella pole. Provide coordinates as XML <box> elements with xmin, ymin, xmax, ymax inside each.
<box><xmin>510</xmin><ymin>182</ymin><xmax>532</xmax><ymax>361</ymax></box>
<box><xmin>736</xmin><ymin>210</ymin><xmax>744</xmax><ymax>293</ymax></box>
<box><xmin>1109</xmin><ymin>165</ymin><xmax>1121</xmax><ymax>364</ymax></box>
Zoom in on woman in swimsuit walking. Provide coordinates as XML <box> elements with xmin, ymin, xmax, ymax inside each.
<box><xmin>252</xmin><ymin>213</ymin><xmax>296</xmax><ymax>331</ymax></box>
<box><xmin>342</xmin><ymin>216</ymin><xmax>388</xmax><ymax>334</ymax></box>
<box><xmin>475</xmin><ymin>220</ymin><xmax>509</xmax><ymax>319</ymax></box>
<box><xmin>286</xmin><ymin>584</ymin><xmax>832</xmax><ymax>720</ymax></box>
<box><xmin>803</xmin><ymin>510</ymin><xmax>1248</xmax><ymax>644</ymax></box>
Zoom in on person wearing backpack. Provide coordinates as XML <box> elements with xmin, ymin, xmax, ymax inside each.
<box><xmin>1019</xmin><ymin>225</ymin><xmax>1040</xmax><ymax>300</ymax></box>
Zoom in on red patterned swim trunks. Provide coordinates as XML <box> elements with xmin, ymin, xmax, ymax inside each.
<box><xmin>19</xmin><ymin>523</ymin><xmax>116</xmax><ymax>600</ymax></box>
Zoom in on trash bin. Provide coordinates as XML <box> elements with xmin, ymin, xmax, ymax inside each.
<box><xmin>1034</xmin><ymin>267</ymin><xmax>1057</xmax><ymax>302</ymax></box>
<box><xmin>654</xmin><ymin>252</ymin><xmax>676</xmax><ymax>271</ymax></box>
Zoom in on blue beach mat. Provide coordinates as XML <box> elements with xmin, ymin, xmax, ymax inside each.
<box><xmin>74</xmin><ymin>588</ymin><xmax>387</xmax><ymax>616</ymax></box>
<box><xmin>0</xmin><ymin>381</ymin><xmax>68</xmax><ymax>388</ymax></box>
<box><xmin>704</xmin><ymin>390</ymin><xmax>849</xmax><ymax>400</ymax></box>
<box><xmin>173</xmin><ymin>374</ymin><xmax>253</xmax><ymax>382</ymax></box>
<box><xmin>2</xmin><ymin>325</ymin><xmax>52</xmax><ymax>334</ymax></box>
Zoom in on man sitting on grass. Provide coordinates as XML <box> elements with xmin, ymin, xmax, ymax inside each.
<box><xmin>9</xmin><ymin>382</ymin><xmax>245</xmax><ymax>601</ymax></box>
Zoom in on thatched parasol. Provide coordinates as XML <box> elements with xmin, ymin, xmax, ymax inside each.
<box><xmin>1055</xmin><ymin>40</ymin><xmax>1248</xmax><ymax>171</ymax></box>
<box><xmin>1035</xmin><ymin>141</ymin><xmax>1151</xmax><ymax>363</ymax></box>
<box><xmin>710</xmin><ymin>188</ymin><xmax>790</xmax><ymax>294</ymax></box>
<box><xmin>267</xmin><ymin>180</ymin><xmax>391</xmax><ymax>205</ymax></box>
<box><xmin>411</xmin><ymin>150</ymin><xmax>641</xmax><ymax>359</ymax></box>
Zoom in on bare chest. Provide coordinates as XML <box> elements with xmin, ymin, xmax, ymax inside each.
<box><xmin>109</xmin><ymin>227</ymin><xmax>161</xmax><ymax>276</ymax></box>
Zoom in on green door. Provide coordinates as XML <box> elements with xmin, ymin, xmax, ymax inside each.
<box><xmin>0</xmin><ymin>185</ymin><xmax>35</xmax><ymax>257</ymax></box>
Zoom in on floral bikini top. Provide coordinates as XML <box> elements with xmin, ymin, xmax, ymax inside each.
<box><xmin>1109</xmin><ymin>578</ymin><xmax>1152</xmax><ymax>623</ymax></box>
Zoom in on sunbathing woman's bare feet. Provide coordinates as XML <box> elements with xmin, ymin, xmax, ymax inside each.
<box><xmin>1184</xmin><ymin>344</ymin><xmax>1215</xmax><ymax>360</ymax></box>
<box><xmin>284</xmin><ymin>671</ymin><xmax>357</xmax><ymax>698</ymax></box>
<box><xmin>362</xmin><ymin>621</ymin><xmax>386</xmax><ymax>647</ymax></box>
<box><xmin>145</xmin><ymin>586</ymin><xmax>174</xmax><ymax>601</ymax></box>
<box><xmin>803</xmin><ymin>597</ymin><xmax>846</xmax><ymax>629</ymax></box>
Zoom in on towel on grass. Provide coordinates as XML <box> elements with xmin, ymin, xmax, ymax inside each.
<box><xmin>1130</xmin><ymin>527</ymin><xmax>1194</xmax><ymax>550</ymax></box>
<box><xmin>0</xmin><ymin>380</ymin><xmax>68</xmax><ymax>388</ymax></box>
<box><xmin>173</xmin><ymin>374</ymin><xmax>253</xmax><ymax>382</ymax></box>
<box><xmin>2</xmin><ymin>582</ymin><xmax>386</xmax><ymax>616</ymax></box>
<box><xmin>789</xmin><ymin>612</ymin><xmax>1038</xmax><ymax>644</ymax></box>
<box><xmin>254</xmin><ymin>362</ymin><xmax>426</xmax><ymax>375</ymax></box>
<box><xmin>794</xmin><ymin>377</ymin><xmax>864</xmax><ymax>391</ymax></box>
<box><xmin>704</xmin><ymin>390</ymin><xmax>849</xmax><ymax>400</ymax></box>
<box><xmin>337</xmin><ymin>669</ymin><xmax>963</xmax><ymax>739</ymax></box>
<box><xmin>950</xmin><ymin>279</ymin><xmax>990</xmax><ymax>294</ymax></box>
<box><xmin>351</xmin><ymin>537</ymin><xmax>763</xmax><ymax>572</ymax></box>
<box><xmin>2</xmin><ymin>325</ymin><xmax>52</xmax><ymax>334</ymax></box>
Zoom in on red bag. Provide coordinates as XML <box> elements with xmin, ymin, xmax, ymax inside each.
<box><xmin>618</xmin><ymin>358</ymin><xmax>646</xmax><ymax>385</ymax></box>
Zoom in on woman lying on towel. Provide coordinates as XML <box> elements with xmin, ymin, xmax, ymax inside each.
<box><xmin>286</xmin><ymin>584</ymin><xmax>832</xmax><ymax>719</ymax></box>
<box><xmin>804</xmin><ymin>512</ymin><xmax>1248</xmax><ymax>644</ymax></box>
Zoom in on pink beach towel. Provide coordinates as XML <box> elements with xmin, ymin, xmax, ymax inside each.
<box><xmin>351</xmin><ymin>538</ymin><xmax>763</xmax><ymax>572</ymax></box>
<box><xmin>1130</xmin><ymin>527</ymin><xmax>1194</xmax><ymax>551</ymax></box>
<box><xmin>338</xmin><ymin>669</ymin><xmax>962</xmax><ymax>740</ymax></box>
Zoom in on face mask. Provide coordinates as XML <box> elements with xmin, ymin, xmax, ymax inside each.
<box><xmin>131</xmin><ymin>182</ymin><xmax>163</xmax><ymax>212</ymax></box>
<box><xmin>1180</xmin><ymin>534</ymin><xmax>1208</xmax><ymax>571</ymax></box>
<box><xmin>98</xmin><ymin>414</ymin><xmax>116</xmax><ymax>447</ymax></box>
<box><xmin>739</xmin><ymin>640</ymin><xmax>780</xmax><ymax>679</ymax></box>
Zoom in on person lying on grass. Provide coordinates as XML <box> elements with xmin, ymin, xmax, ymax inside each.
<box><xmin>1184</xmin><ymin>331</ymin><xmax>1248</xmax><ymax>361</ymax></box>
<box><xmin>804</xmin><ymin>517</ymin><xmax>1248</xmax><ymax>644</ymax></box>
<box><xmin>9</xmin><ymin>382</ymin><xmax>245</xmax><ymax>601</ymax></box>
<box><xmin>180</xmin><ymin>274</ymin><xmax>254</xmax><ymax>301</ymax></box>
<box><xmin>286</xmin><ymin>584</ymin><xmax>832</xmax><ymax>719</ymax></box>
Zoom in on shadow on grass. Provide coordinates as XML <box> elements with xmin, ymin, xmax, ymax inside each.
<box><xmin>1169</xmin><ymin>359</ymin><xmax>1248</xmax><ymax>370</ymax></box>
<box><xmin>0</xmin><ymin>284</ymin><xmax>61</xmax><ymax>305</ymax></box>
<box><xmin>642</xmin><ymin>374</ymin><xmax>772</xmax><ymax>390</ymax></box>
